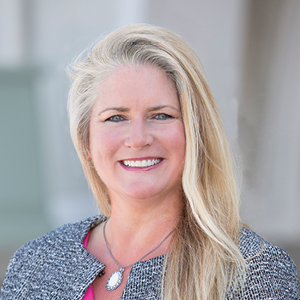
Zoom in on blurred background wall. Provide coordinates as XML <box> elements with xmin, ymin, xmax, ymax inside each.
<box><xmin>1</xmin><ymin>0</ymin><xmax>299</xmax><ymax>284</ymax></box>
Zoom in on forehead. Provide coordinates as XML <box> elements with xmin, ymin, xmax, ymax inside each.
<box><xmin>94</xmin><ymin>64</ymin><xmax>180</xmax><ymax>109</ymax></box>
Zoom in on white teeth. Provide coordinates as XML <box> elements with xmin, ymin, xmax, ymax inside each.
<box><xmin>122</xmin><ymin>159</ymin><xmax>161</xmax><ymax>168</ymax></box>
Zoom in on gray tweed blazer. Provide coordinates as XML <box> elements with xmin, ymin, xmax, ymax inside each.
<box><xmin>1</xmin><ymin>215</ymin><xmax>299</xmax><ymax>299</ymax></box>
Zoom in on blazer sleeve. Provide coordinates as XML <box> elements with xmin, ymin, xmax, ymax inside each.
<box><xmin>0</xmin><ymin>239</ymin><xmax>44</xmax><ymax>300</ymax></box>
<box><xmin>242</xmin><ymin>241</ymin><xmax>300</xmax><ymax>299</ymax></box>
<box><xmin>270</xmin><ymin>247</ymin><xmax>300</xmax><ymax>299</ymax></box>
<box><xmin>229</xmin><ymin>228</ymin><xmax>300</xmax><ymax>299</ymax></box>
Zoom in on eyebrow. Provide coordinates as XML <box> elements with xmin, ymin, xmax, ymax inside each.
<box><xmin>98</xmin><ymin>107</ymin><xmax>129</xmax><ymax>116</ymax></box>
<box><xmin>98</xmin><ymin>105</ymin><xmax>180</xmax><ymax>116</ymax></box>
<box><xmin>148</xmin><ymin>105</ymin><xmax>180</xmax><ymax>112</ymax></box>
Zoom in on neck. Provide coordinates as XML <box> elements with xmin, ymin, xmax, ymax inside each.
<box><xmin>104</xmin><ymin>191</ymin><xmax>183</xmax><ymax>263</ymax></box>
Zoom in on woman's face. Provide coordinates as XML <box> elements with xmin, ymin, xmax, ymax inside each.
<box><xmin>89</xmin><ymin>64</ymin><xmax>186</xmax><ymax>203</ymax></box>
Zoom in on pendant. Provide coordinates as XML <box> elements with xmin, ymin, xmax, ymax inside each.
<box><xmin>106</xmin><ymin>268</ymin><xmax>124</xmax><ymax>291</ymax></box>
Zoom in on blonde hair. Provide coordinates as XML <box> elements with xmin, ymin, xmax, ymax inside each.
<box><xmin>68</xmin><ymin>24</ymin><xmax>245</xmax><ymax>299</ymax></box>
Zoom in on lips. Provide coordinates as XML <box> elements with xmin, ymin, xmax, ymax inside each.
<box><xmin>121</xmin><ymin>158</ymin><xmax>162</xmax><ymax>168</ymax></box>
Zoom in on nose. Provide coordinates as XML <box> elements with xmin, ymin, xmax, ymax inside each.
<box><xmin>124</xmin><ymin>119</ymin><xmax>154</xmax><ymax>149</ymax></box>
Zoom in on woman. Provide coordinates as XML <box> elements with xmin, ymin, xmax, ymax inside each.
<box><xmin>1</xmin><ymin>24</ymin><xmax>299</xmax><ymax>300</ymax></box>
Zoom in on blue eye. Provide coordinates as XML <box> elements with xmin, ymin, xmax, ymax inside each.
<box><xmin>153</xmin><ymin>113</ymin><xmax>173</xmax><ymax>120</ymax></box>
<box><xmin>105</xmin><ymin>115</ymin><xmax>125</xmax><ymax>122</ymax></box>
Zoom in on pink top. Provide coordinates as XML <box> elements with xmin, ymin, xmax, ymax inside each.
<box><xmin>82</xmin><ymin>231</ymin><xmax>95</xmax><ymax>300</ymax></box>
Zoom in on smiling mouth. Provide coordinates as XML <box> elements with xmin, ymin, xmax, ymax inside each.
<box><xmin>122</xmin><ymin>158</ymin><xmax>162</xmax><ymax>168</ymax></box>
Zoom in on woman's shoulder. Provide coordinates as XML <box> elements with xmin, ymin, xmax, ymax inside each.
<box><xmin>12</xmin><ymin>215</ymin><xmax>104</xmax><ymax>256</ymax></box>
<box><xmin>236</xmin><ymin>227</ymin><xmax>300</xmax><ymax>299</ymax></box>
<box><xmin>239</xmin><ymin>227</ymin><xmax>297</xmax><ymax>267</ymax></box>
<box><xmin>0</xmin><ymin>215</ymin><xmax>106</xmax><ymax>299</ymax></box>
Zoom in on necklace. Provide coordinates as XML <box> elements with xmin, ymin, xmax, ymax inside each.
<box><xmin>103</xmin><ymin>219</ymin><xmax>175</xmax><ymax>291</ymax></box>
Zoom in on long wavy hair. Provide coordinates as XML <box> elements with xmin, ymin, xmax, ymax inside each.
<box><xmin>68</xmin><ymin>24</ymin><xmax>245</xmax><ymax>299</ymax></box>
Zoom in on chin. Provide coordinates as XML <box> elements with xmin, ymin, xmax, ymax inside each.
<box><xmin>122</xmin><ymin>185</ymin><xmax>164</xmax><ymax>201</ymax></box>
<box><xmin>127</xmin><ymin>190</ymin><xmax>160</xmax><ymax>200</ymax></box>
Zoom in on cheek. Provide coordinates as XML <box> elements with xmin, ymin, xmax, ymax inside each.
<box><xmin>89</xmin><ymin>129</ymin><xmax>122</xmax><ymax>186</ymax></box>
<box><xmin>171</xmin><ymin>126</ymin><xmax>186</xmax><ymax>176</ymax></box>
<box><xmin>166</xmin><ymin>124</ymin><xmax>186</xmax><ymax>156</ymax></box>
<box><xmin>89</xmin><ymin>128</ymin><xmax>122</xmax><ymax>161</ymax></box>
